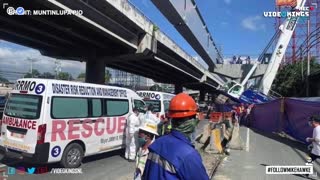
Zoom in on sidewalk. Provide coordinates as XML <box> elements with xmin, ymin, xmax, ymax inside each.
<box><xmin>213</xmin><ymin>126</ymin><xmax>319</xmax><ymax>180</ymax></box>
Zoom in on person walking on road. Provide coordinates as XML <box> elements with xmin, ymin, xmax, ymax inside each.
<box><xmin>143</xmin><ymin>93</ymin><xmax>209</xmax><ymax>180</ymax></box>
<box><xmin>134</xmin><ymin>123</ymin><xmax>158</xmax><ymax>180</ymax></box>
<box><xmin>305</xmin><ymin>115</ymin><xmax>320</xmax><ymax>178</ymax></box>
<box><xmin>125</xmin><ymin>107</ymin><xmax>140</xmax><ymax>162</ymax></box>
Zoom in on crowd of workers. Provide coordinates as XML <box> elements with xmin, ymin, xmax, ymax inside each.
<box><xmin>231</xmin><ymin>103</ymin><xmax>255</xmax><ymax>126</ymax></box>
<box><xmin>124</xmin><ymin>92</ymin><xmax>320</xmax><ymax>179</ymax></box>
<box><xmin>125</xmin><ymin>93</ymin><xmax>209</xmax><ymax>180</ymax></box>
<box><xmin>230</xmin><ymin>55</ymin><xmax>251</xmax><ymax>64</ymax></box>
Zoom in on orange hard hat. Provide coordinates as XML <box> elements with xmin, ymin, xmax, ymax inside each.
<box><xmin>168</xmin><ymin>93</ymin><xmax>197</xmax><ymax>118</ymax></box>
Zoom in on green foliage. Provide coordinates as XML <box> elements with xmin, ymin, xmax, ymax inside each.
<box><xmin>40</xmin><ymin>72</ymin><xmax>55</xmax><ymax>79</ymax></box>
<box><xmin>0</xmin><ymin>76</ymin><xmax>9</xmax><ymax>83</ymax></box>
<box><xmin>77</xmin><ymin>72</ymin><xmax>85</xmax><ymax>79</ymax></box>
<box><xmin>271</xmin><ymin>57</ymin><xmax>320</xmax><ymax>97</ymax></box>
<box><xmin>105</xmin><ymin>70</ymin><xmax>111</xmax><ymax>83</ymax></box>
<box><xmin>57</xmin><ymin>72</ymin><xmax>73</xmax><ymax>80</ymax></box>
<box><xmin>24</xmin><ymin>69</ymin><xmax>41</xmax><ymax>78</ymax></box>
<box><xmin>24</xmin><ymin>70</ymin><xmax>55</xmax><ymax>79</ymax></box>
<box><xmin>150</xmin><ymin>84</ymin><xmax>162</xmax><ymax>91</ymax></box>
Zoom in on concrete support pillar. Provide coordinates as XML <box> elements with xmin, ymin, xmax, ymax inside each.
<box><xmin>174</xmin><ymin>84</ymin><xmax>183</xmax><ymax>94</ymax></box>
<box><xmin>85</xmin><ymin>59</ymin><xmax>105</xmax><ymax>84</ymax></box>
<box><xmin>199</xmin><ymin>91</ymin><xmax>206</xmax><ymax>102</ymax></box>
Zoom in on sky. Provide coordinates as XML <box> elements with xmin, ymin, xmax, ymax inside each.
<box><xmin>129</xmin><ymin>0</ymin><xmax>276</xmax><ymax>57</ymax></box>
<box><xmin>0</xmin><ymin>0</ymin><xmax>277</xmax><ymax>81</ymax></box>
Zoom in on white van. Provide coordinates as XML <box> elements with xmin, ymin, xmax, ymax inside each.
<box><xmin>136</xmin><ymin>91</ymin><xmax>175</xmax><ymax>120</ymax></box>
<box><xmin>0</xmin><ymin>78</ymin><xmax>145</xmax><ymax>168</ymax></box>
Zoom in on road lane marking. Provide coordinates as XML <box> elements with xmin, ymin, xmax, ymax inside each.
<box><xmin>246</xmin><ymin>128</ymin><xmax>250</xmax><ymax>152</ymax></box>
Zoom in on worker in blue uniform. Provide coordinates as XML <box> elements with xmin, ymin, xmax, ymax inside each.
<box><xmin>143</xmin><ymin>93</ymin><xmax>209</xmax><ymax>180</ymax></box>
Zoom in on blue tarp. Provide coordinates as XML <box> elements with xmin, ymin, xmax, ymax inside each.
<box><xmin>251</xmin><ymin>98</ymin><xmax>320</xmax><ymax>143</ymax></box>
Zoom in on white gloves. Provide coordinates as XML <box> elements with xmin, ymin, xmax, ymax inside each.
<box><xmin>306</xmin><ymin>137</ymin><xmax>312</xmax><ymax>142</ymax></box>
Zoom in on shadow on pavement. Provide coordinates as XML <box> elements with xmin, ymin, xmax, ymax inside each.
<box><xmin>0</xmin><ymin>149</ymin><xmax>126</xmax><ymax>175</ymax></box>
<box><xmin>251</xmin><ymin>128</ymin><xmax>320</xmax><ymax>177</ymax></box>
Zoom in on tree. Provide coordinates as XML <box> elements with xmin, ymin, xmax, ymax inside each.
<box><xmin>272</xmin><ymin>57</ymin><xmax>320</xmax><ymax>97</ymax></box>
<box><xmin>24</xmin><ymin>69</ymin><xmax>41</xmax><ymax>78</ymax></box>
<box><xmin>40</xmin><ymin>72</ymin><xmax>55</xmax><ymax>79</ymax></box>
<box><xmin>57</xmin><ymin>72</ymin><xmax>73</xmax><ymax>80</ymax></box>
<box><xmin>0</xmin><ymin>75</ymin><xmax>8</xmax><ymax>83</ymax></box>
<box><xmin>77</xmin><ymin>72</ymin><xmax>85</xmax><ymax>79</ymax></box>
<box><xmin>105</xmin><ymin>70</ymin><xmax>112</xmax><ymax>83</ymax></box>
<box><xmin>150</xmin><ymin>84</ymin><xmax>162</xmax><ymax>91</ymax></box>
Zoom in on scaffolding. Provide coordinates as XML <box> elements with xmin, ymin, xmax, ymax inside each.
<box><xmin>275</xmin><ymin>0</ymin><xmax>320</xmax><ymax>64</ymax></box>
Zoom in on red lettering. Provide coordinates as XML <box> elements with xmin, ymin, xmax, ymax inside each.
<box><xmin>106</xmin><ymin>117</ymin><xmax>117</xmax><ymax>134</ymax></box>
<box><xmin>51</xmin><ymin>120</ymin><xmax>66</xmax><ymax>142</ymax></box>
<box><xmin>94</xmin><ymin>118</ymin><xmax>104</xmax><ymax>136</ymax></box>
<box><xmin>32</xmin><ymin>121</ymin><xmax>36</xmax><ymax>130</ymax></box>
<box><xmin>18</xmin><ymin>119</ymin><xmax>23</xmax><ymax>128</ymax></box>
<box><xmin>68</xmin><ymin>120</ymin><xmax>80</xmax><ymax>140</ymax></box>
<box><xmin>28</xmin><ymin>121</ymin><xmax>32</xmax><ymax>129</ymax></box>
<box><xmin>81</xmin><ymin>119</ymin><xmax>93</xmax><ymax>138</ymax></box>
<box><xmin>23</xmin><ymin>120</ymin><xmax>28</xmax><ymax>129</ymax></box>
<box><xmin>117</xmin><ymin>117</ymin><xmax>126</xmax><ymax>133</ymax></box>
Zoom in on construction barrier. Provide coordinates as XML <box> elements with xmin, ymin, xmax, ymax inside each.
<box><xmin>197</xmin><ymin>112</ymin><xmax>205</xmax><ymax>120</ymax></box>
<box><xmin>210</xmin><ymin>112</ymin><xmax>222</xmax><ymax>123</ymax></box>
<box><xmin>228</xmin><ymin>123</ymin><xmax>244</xmax><ymax>150</ymax></box>
<box><xmin>211</xmin><ymin>129</ymin><xmax>223</xmax><ymax>153</ymax></box>
<box><xmin>223</xmin><ymin>112</ymin><xmax>233</xmax><ymax>120</ymax></box>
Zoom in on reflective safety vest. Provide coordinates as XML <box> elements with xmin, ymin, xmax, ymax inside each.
<box><xmin>143</xmin><ymin>130</ymin><xmax>209</xmax><ymax>180</ymax></box>
<box><xmin>160</xmin><ymin>121</ymin><xmax>172</xmax><ymax>136</ymax></box>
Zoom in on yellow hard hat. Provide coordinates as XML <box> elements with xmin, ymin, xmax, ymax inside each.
<box><xmin>139</xmin><ymin>123</ymin><xmax>158</xmax><ymax>136</ymax></box>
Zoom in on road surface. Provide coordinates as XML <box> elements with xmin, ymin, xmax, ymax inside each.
<box><xmin>214</xmin><ymin>126</ymin><xmax>319</xmax><ymax>180</ymax></box>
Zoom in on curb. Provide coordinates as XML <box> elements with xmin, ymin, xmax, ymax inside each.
<box><xmin>209</xmin><ymin>155</ymin><xmax>224</xmax><ymax>179</ymax></box>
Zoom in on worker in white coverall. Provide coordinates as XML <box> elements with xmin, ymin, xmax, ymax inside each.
<box><xmin>125</xmin><ymin>107</ymin><xmax>140</xmax><ymax>162</ymax></box>
<box><xmin>142</xmin><ymin>104</ymin><xmax>160</xmax><ymax>126</ymax></box>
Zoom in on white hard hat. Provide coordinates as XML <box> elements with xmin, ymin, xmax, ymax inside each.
<box><xmin>139</xmin><ymin>123</ymin><xmax>159</xmax><ymax>136</ymax></box>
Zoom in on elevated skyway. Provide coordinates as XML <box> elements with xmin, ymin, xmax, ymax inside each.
<box><xmin>151</xmin><ymin>0</ymin><xmax>223</xmax><ymax>71</ymax></box>
<box><xmin>0</xmin><ymin>0</ymin><xmax>225</xmax><ymax>92</ymax></box>
<box><xmin>214</xmin><ymin>64</ymin><xmax>269</xmax><ymax>80</ymax></box>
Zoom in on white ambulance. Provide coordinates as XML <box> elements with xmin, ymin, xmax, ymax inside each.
<box><xmin>0</xmin><ymin>78</ymin><xmax>145</xmax><ymax>168</ymax></box>
<box><xmin>136</xmin><ymin>91</ymin><xmax>175</xmax><ymax>120</ymax></box>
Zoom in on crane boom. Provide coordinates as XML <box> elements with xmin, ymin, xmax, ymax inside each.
<box><xmin>260</xmin><ymin>0</ymin><xmax>307</xmax><ymax>95</ymax></box>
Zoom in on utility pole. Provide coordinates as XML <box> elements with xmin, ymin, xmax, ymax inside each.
<box><xmin>26</xmin><ymin>57</ymin><xmax>40</xmax><ymax>78</ymax></box>
<box><xmin>306</xmin><ymin>18</ymin><xmax>310</xmax><ymax>97</ymax></box>
<box><xmin>54</xmin><ymin>59</ymin><xmax>61</xmax><ymax>79</ymax></box>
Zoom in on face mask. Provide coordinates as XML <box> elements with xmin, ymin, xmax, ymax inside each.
<box><xmin>173</xmin><ymin>118</ymin><xmax>198</xmax><ymax>136</ymax></box>
<box><xmin>138</xmin><ymin>137</ymin><xmax>147</xmax><ymax>147</ymax></box>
